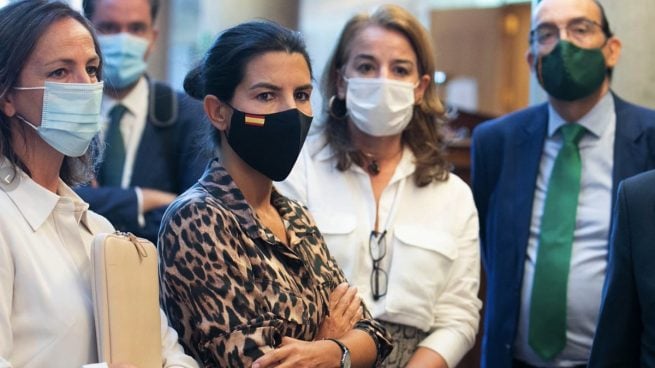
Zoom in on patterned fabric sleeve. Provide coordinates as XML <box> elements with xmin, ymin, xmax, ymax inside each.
<box><xmin>159</xmin><ymin>198</ymin><xmax>278</xmax><ymax>368</ymax></box>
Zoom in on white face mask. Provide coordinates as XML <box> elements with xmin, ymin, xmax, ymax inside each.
<box><xmin>13</xmin><ymin>81</ymin><xmax>104</xmax><ymax>157</ymax></box>
<box><xmin>345</xmin><ymin>77</ymin><xmax>417</xmax><ymax>137</ymax></box>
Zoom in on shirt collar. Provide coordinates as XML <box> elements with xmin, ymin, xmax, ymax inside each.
<box><xmin>101</xmin><ymin>76</ymin><xmax>148</xmax><ymax>118</ymax></box>
<box><xmin>0</xmin><ymin>159</ymin><xmax>92</xmax><ymax>232</ymax></box>
<box><xmin>198</xmin><ymin>159</ymin><xmax>271</xmax><ymax>241</ymax></box>
<box><xmin>198</xmin><ymin>159</ymin><xmax>309</xmax><ymax>256</ymax></box>
<box><xmin>547</xmin><ymin>91</ymin><xmax>615</xmax><ymax>138</ymax></box>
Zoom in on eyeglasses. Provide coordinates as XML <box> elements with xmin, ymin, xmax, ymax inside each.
<box><xmin>369</xmin><ymin>230</ymin><xmax>388</xmax><ymax>301</ymax></box>
<box><xmin>530</xmin><ymin>18</ymin><xmax>604</xmax><ymax>49</ymax></box>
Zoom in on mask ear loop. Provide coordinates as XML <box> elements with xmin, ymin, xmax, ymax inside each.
<box><xmin>220</xmin><ymin>100</ymin><xmax>239</xmax><ymax>138</ymax></box>
<box><xmin>13</xmin><ymin>86</ymin><xmax>45</xmax><ymax>91</ymax></box>
<box><xmin>3</xmin><ymin>85</ymin><xmax>45</xmax><ymax>103</ymax></box>
<box><xmin>328</xmin><ymin>95</ymin><xmax>347</xmax><ymax>120</ymax></box>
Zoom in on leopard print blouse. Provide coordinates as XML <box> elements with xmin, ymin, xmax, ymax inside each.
<box><xmin>159</xmin><ymin>160</ymin><xmax>393</xmax><ymax>367</ymax></box>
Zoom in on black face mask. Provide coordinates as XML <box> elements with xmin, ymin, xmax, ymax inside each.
<box><xmin>226</xmin><ymin>106</ymin><xmax>313</xmax><ymax>181</ymax></box>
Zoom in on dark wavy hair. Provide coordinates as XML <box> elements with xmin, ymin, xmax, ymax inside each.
<box><xmin>183</xmin><ymin>19</ymin><xmax>312</xmax><ymax>151</ymax></box>
<box><xmin>0</xmin><ymin>0</ymin><xmax>103</xmax><ymax>186</ymax></box>
<box><xmin>83</xmin><ymin>0</ymin><xmax>160</xmax><ymax>22</ymax></box>
<box><xmin>323</xmin><ymin>4</ymin><xmax>449</xmax><ymax>187</ymax></box>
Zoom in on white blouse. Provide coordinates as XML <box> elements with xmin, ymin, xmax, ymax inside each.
<box><xmin>0</xmin><ymin>160</ymin><xmax>197</xmax><ymax>368</ymax></box>
<box><xmin>277</xmin><ymin>135</ymin><xmax>482</xmax><ymax>368</ymax></box>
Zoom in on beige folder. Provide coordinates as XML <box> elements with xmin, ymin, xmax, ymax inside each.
<box><xmin>91</xmin><ymin>232</ymin><xmax>163</xmax><ymax>368</ymax></box>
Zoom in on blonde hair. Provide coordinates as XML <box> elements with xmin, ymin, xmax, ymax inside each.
<box><xmin>323</xmin><ymin>4</ymin><xmax>449</xmax><ymax>186</ymax></box>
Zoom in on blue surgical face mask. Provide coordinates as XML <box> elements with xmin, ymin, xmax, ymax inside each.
<box><xmin>98</xmin><ymin>33</ymin><xmax>149</xmax><ymax>89</ymax></box>
<box><xmin>13</xmin><ymin>81</ymin><xmax>104</xmax><ymax>157</ymax></box>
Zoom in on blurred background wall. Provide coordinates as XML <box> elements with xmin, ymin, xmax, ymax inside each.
<box><xmin>2</xmin><ymin>0</ymin><xmax>653</xmax><ymax>114</ymax></box>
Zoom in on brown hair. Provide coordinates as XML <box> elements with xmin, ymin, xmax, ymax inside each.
<box><xmin>0</xmin><ymin>0</ymin><xmax>102</xmax><ymax>186</ymax></box>
<box><xmin>323</xmin><ymin>4</ymin><xmax>449</xmax><ymax>186</ymax></box>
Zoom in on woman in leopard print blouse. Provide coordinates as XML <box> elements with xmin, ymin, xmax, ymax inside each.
<box><xmin>158</xmin><ymin>20</ymin><xmax>393</xmax><ymax>368</ymax></box>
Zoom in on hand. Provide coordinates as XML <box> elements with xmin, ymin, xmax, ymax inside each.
<box><xmin>404</xmin><ymin>347</ymin><xmax>449</xmax><ymax>368</ymax></box>
<box><xmin>108</xmin><ymin>363</ymin><xmax>138</xmax><ymax>368</ymax></box>
<box><xmin>252</xmin><ymin>336</ymin><xmax>341</xmax><ymax>368</ymax></box>
<box><xmin>314</xmin><ymin>282</ymin><xmax>362</xmax><ymax>340</ymax></box>
<box><xmin>140</xmin><ymin>188</ymin><xmax>177</xmax><ymax>212</ymax></box>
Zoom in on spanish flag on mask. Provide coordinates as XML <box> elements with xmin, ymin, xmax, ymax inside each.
<box><xmin>244</xmin><ymin>114</ymin><xmax>265</xmax><ymax>126</ymax></box>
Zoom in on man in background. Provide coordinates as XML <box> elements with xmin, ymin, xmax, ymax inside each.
<box><xmin>77</xmin><ymin>0</ymin><xmax>208</xmax><ymax>242</ymax></box>
<box><xmin>472</xmin><ymin>0</ymin><xmax>655</xmax><ymax>366</ymax></box>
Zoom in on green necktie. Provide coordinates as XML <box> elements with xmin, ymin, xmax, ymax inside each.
<box><xmin>529</xmin><ymin>123</ymin><xmax>586</xmax><ymax>361</ymax></box>
<box><xmin>98</xmin><ymin>104</ymin><xmax>127</xmax><ymax>186</ymax></box>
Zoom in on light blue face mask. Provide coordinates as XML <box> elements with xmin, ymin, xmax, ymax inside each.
<box><xmin>13</xmin><ymin>81</ymin><xmax>104</xmax><ymax>157</ymax></box>
<box><xmin>98</xmin><ymin>33</ymin><xmax>149</xmax><ymax>89</ymax></box>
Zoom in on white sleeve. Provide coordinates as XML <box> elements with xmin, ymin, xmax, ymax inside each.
<box><xmin>82</xmin><ymin>363</ymin><xmax>108</xmax><ymax>368</ymax></box>
<box><xmin>135</xmin><ymin>187</ymin><xmax>146</xmax><ymax>227</ymax></box>
<box><xmin>418</xmin><ymin>185</ymin><xmax>482</xmax><ymax>368</ymax></box>
<box><xmin>0</xmin><ymin>233</ymin><xmax>14</xmax><ymax>368</ymax></box>
<box><xmin>159</xmin><ymin>309</ymin><xmax>199</xmax><ymax>368</ymax></box>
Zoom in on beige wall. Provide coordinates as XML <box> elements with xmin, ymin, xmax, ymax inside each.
<box><xmin>147</xmin><ymin>0</ymin><xmax>299</xmax><ymax>84</ymax></box>
<box><xmin>146</xmin><ymin>0</ymin><xmax>169</xmax><ymax>81</ymax></box>
<box><xmin>199</xmin><ymin>0</ymin><xmax>299</xmax><ymax>30</ymax></box>
<box><xmin>599</xmin><ymin>0</ymin><xmax>655</xmax><ymax>109</ymax></box>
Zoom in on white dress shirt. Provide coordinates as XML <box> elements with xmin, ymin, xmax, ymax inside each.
<box><xmin>100</xmin><ymin>77</ymin><xmax>149</xmax><ymax>225</ymax></box>
<box><xmin>277</xmin><ymin>134</ymin><xmax>482</xmax><ymax>368</ymax></box>
<box><xmin>514</xmin><ymin>92</ymin><xmax>616</xmax><ymax>366</ymax></box>
<box><xmin>100</xmin><ymin>77</ymin><xmax>148</xmax><ymax>189</ymax></box>
<box><xmin>0</xmin><ymin>159</ymin><xmax>198</xmax><ymax>368</ymax></box>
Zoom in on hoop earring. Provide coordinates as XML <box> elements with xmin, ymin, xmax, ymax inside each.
<box><xmin>328</xmin><ymin>95</ymin><xmax>347</xmax><ymax>120</ymax></box>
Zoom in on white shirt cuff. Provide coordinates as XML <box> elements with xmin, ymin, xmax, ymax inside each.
<box><xmin>135</xmin><ymin>187</ymin><xmax>145</xmax><ymax>227</ymax></box>
<box><xmin>418</xmin><ymin>329</ymin><xmax>473</xmax><ymax>368</ymax></box>
<box><xmin>82</xmin><ymin>363</ymin><xmax>108</xmax><ymax>368</ymax></box>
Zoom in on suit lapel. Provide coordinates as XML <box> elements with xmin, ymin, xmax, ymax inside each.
<box><xmin>509</xmin><ymin>105</ymin><xmax>548</xmax><ymax>270</ymax></box>
<box><xmin>130</xmin><ymin>122</ymin><xmax>154</xmax><ymax>186</ymax></box>
<box><xmin>612</xmin><ymin>94</ymin><xmax>646</xmax><ymax>214</ymax></box>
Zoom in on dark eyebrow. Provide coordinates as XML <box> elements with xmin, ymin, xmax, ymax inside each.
<box><xmin>536</xmin><ymin>16</ymin><xmax>597</xmax><ymax>28</ymax></box>
<box><xmin>128</xmin><ymin>21</ymin><xmax>149</xmax><ymax>27</ymax></box>
<box><xmin>249</xmin><ymin>82</ymin><xmax>281</xmax><ymax>91</ymax></box>
<box><xmin>94</xmin><ymin>20</ymin><xmax>117</xmax><ymax>28</ymax></box>
<box><xmin>392</xmin><ymin>59</ymin><xmax>414</xmax><ymax>66</ymax></box>
<box><xmin>353</xmin><ymin>53</ymin><xmax>413</xmax><ymax>66</ymax></box>
<box><xmin>43</xmin><ymin>55</ymin><xmax>100</xmax><ymax>68</ymax></box>
<box><xmin>249</xmin><ymin>82</ymin><xmax>313</xmax><ymax>92</ymax></box>
<box><xmin>295</xmin><ymin>84</ymin><xmax>313</xmax><ymax>91</ymax></box>
<box><xmin>353</xmin><ymin>54</ymin><xmax>376</xmax><ymax>62</ymax></box>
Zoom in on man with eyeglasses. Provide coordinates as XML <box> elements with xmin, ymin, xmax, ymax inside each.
<box><xmin>471</xmin><ymin>0</ymin><xmax>655</xmax><ymax>367</ymax></box>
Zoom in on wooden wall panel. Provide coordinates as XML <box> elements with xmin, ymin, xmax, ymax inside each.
<box><xmin>431</xmin><ymin>4</ymin><xmax>531</xmax><ymax>117</ymax></box>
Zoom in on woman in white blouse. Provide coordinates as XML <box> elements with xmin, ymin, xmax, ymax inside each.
<box><xmin>278</xmin><ymin>4</ymin><xmax>482</xmax><ymax>368</ymax></box>
<box><xmin>0</xmin><ymin>1</ymin><xmax>197</xmax><ymax>367</ymax></box>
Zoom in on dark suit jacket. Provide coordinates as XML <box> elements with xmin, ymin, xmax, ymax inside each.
<box><xmin>76</xmin><ymin>83</ymin><xmax>210</xmax><ymax>243</ymax></box>
<box><xmin>588</xmin><ymin>169</ymin><xmax>655</xmax><ymax>368</ymax></box>
<box><xmin>471</xmin><ymin>94</ymin><xmax>655</xmax><ymax>368</ymax></box>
